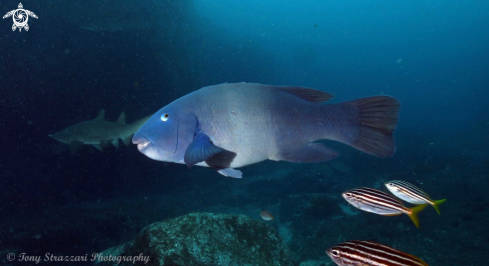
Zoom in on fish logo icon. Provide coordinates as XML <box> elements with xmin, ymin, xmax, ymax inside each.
<box><xmin>3</xmin><ymin>3</ymin><xmax>38</xmax><ymax>32</ymax></box>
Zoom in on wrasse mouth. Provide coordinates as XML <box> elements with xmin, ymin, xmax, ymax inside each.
<box><xmin>137</xmin><ymin>141</ymin><xmax>150</xmax><ymax>151</ymax></box>
<box><xmin>133</xmin><ymin>132</ymin><xmax>151</xmax><ymax>151</ymax></box>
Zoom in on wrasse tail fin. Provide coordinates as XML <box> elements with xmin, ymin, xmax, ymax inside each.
<box><xmin>345</xmin><ymin>96</ymin><xmax>400</xmax><ymax>158</ymax></box>
<box><xmin>432</xmin><ymin>199</ymin><xmax>446</xmax><ymax>215</ymax></box>
<box><xmin>407</xmin><ymin>204</ymin><xmax>428</xmax><ymax>228</ymax></box>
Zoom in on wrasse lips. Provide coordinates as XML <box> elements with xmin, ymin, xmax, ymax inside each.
<box><xmin>137</xmin><ymin>141</ymin><xmax>150</xmax><ymax>151</ymax></box>
<box><xmin>132</xmin><ymin>133</ymin><xmax>151</xmax><ymax>151</ymax></box>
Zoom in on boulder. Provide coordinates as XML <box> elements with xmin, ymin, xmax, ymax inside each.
<box><xmin>95</xmin><ymin>212</ymin><xmax>296</xmax><ymax>266</ymax></box>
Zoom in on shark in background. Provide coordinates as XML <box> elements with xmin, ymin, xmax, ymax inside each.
<box><xmin>49</xmin><ymin>110</ymin><xmax>150</xmax><ymax>155</ymax></box>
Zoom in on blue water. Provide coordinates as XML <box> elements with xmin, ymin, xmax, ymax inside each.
<box><xmin>1</xmin><ymin>0</ymin><xmax>488</xmax><ymax>265</ymax></box>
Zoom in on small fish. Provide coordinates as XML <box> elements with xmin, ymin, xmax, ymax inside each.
<box><xmin>385</xmin><ymin>180</ymin><xmax>446</xmax><ymax>215</ymax></box>
<box><xmin>342</xmin><ymin>187</ymin><xmax>427</xmax><ymax>228</ymax></box>
<box><xmin>327</xmin><ymin>240</ymin><xmax>429</xmax><ymax>266</ymax></box>
<box><xmin>260</xmin><ymin>210</ymin><xmax>274</xmax><ymax>221</ymax></box>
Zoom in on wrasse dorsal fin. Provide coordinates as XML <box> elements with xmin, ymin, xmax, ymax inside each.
<box><xmin>278</xmin><ymin>86</ymin><xmax>334</xmax><ymax>103</ymax></box>
<box><xmin>95</xmin><ymin>109</ymin><xmax>105</xmax><ymax>121</ymax></box>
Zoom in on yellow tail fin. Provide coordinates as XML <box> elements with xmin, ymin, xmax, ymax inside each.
<box><xmin>407</xmin><ymin>204</ymin><xmax>428</xmax><ymax>228</ymax></box>
<box><xmin>432</xmin><ymin>199</ymin><xmax>446</xmax><ymax>215</ymax></box>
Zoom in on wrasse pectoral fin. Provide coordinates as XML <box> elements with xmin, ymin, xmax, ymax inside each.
<box><xmin>433</xmin><ymin>199</ymin><xmax>446</xmax><ymax>215</ymax></box>
<box><xmin>184</xmin><ymin>133</ymin><xmax>224</xmax><ymax>168</ymax></box>
<box><xmin>407</xmin><ymin>204</ymin><xmax>428</xmax><ymax>228</ymax></box>
<box><xmin>275</xmin><ymin>143</ymin><xmax>339</xmax><ymax>163</ymax></box>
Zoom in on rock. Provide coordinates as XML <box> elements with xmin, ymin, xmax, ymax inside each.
<box><xmin>95</xmin><ymin>212</ymin><xmax>297</xmax><ymax>266</ymax></box>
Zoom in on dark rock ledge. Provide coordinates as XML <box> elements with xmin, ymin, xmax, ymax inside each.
<box><xmin>95</xmin><ymin>212</ymin><xmax>297</xmax><ymax>266</ymax></box>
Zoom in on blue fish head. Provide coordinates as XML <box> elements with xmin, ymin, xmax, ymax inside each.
<box><xmin>132</xmin><ymin>106</ymin><xmax>197</xmax><ymax>163</ymax></box>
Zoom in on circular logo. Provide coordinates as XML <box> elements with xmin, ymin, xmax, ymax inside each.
<box><xmin>13</xmin><ymin>9</ymin><xmax>28</xmax><ymax>27</ymax></box>
<box><xmin>7</xmin><ymin>253</ymin><xmax>15</xmax><ymax>261</ymax></box>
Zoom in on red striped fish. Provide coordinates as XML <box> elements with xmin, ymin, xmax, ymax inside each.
<box><xmin>327</xmin><ymin>240</ymin><xmax>429</xmax><ymax>266</ymax></box>
<box><xmin>260</xmin><ymin>210</ymin><xmax>274</xmax><ymax>221</ymax></box>
<box><xmin>342</xmin><ymin>187</ymin><xmax>427</xmax><ymax>228</ymax></box>
<box><xmin>385</xmin><ymin>180</ymin><xmax>446</xmax><ymax>215</ymax></box>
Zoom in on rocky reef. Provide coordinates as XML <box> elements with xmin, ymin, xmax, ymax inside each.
<box><xmin>95</xmin><ymin>212</ymin><xmax>297</xmax><ymax>266</ymax></box>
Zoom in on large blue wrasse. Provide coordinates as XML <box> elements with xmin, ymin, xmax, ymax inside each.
<box><xmin>132</xmin><ymin>83</ymin><xmax>400</xmax><ymax>178</ymax></box>
<box><xmin>327</xmin><ymin>240</ymin><xmax>429</xmax><ymax>266</ymax></box>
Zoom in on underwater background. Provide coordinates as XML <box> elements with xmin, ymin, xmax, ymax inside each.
<box><xmin>1</xmin><ymin>0</ymin><xmax>488</xmax><ymax>265</ymax></box>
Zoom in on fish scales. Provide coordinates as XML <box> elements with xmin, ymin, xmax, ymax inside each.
<box><xmin>193</xmin><ymin>85</ymin><xmax>326</xmax><ymax>163</ymax></box>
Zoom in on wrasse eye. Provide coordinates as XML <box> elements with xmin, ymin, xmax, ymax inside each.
<box><xmin>345</xmin><ymin>192</ymin><xmax>352</xmax><ymax>197</ymax></box>
<box><xmin>161</xmin><ymin>113</ymin><xmax>169</xmax><ymax>122</ymax></box>
<box><xmin>331</xmin><ymin>249</ymin><xmax>340</xmax><ymax>257</ymax></box>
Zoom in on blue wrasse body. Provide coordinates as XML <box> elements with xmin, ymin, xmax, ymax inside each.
<box><xmin>133</xmin><ymin>83</ymin><xmax>400</xmax><ymax>178</ymax></box>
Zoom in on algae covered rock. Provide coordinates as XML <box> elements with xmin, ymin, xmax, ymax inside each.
<box><xmin>96</xmin><ymin>212</ymin><xmax>296</xmax><ymax>266</ymax></box>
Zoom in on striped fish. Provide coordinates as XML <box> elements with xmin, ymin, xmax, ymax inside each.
<box><xmin>326</xmin><ymin>240</ymin><xmax>429</xmax><ymax>266</ymax></box>
<box><xmin>385</xmin><ymin>180</ymin><xmax>446</xmax><ymax>215</ymax></box>
<box><xmin>260</xmin><ymin>210</ymin><xmax>274</xmax><ymax>221</ymax></box>
<box><xmin>342</xmin><ymin>187</ymin><xmax>427</xmax><ymax>228</ymax></box>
